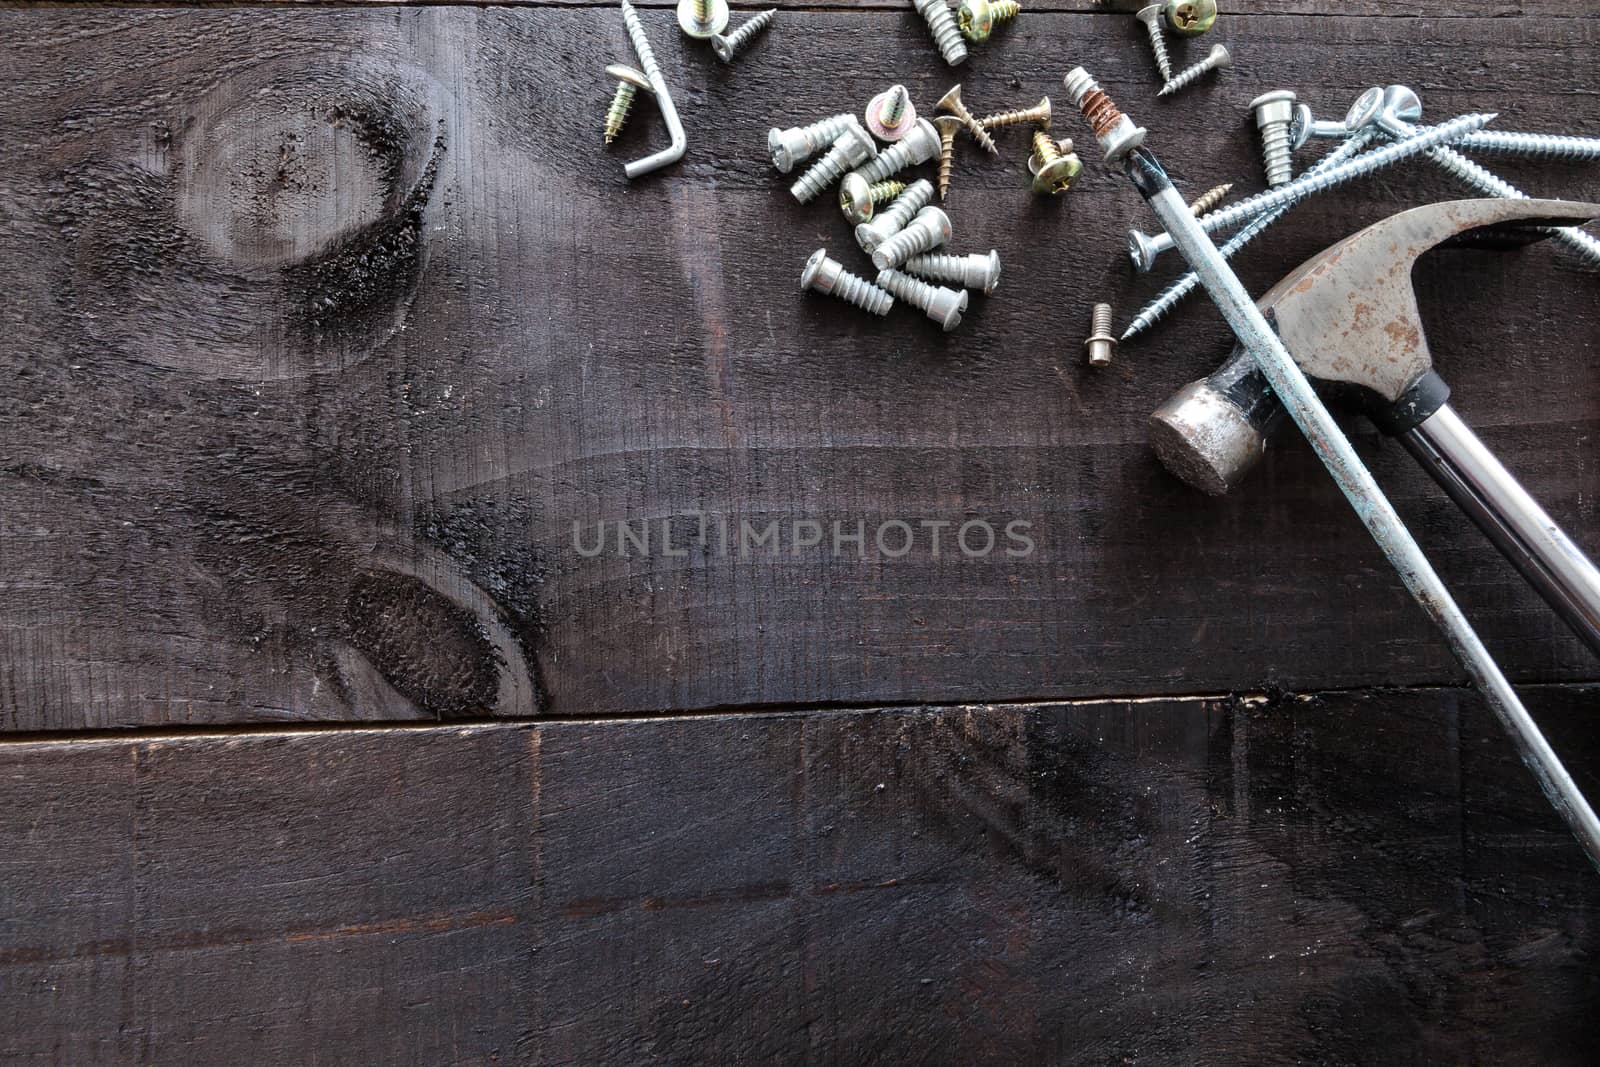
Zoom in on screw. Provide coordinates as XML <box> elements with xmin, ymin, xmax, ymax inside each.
<box><xmin>802</xmin><ymin>249</ymin><xmax>895</xmax><ymax>316</ymax></box>
<box><xmin>866</xmin><ymin>84</ymin><xmax>918</xmax><ymax>141</ymax></box>
<box><xmin>602</xmin><ymin>64</ymin><xmax>654</xmax><ymax>146</ymax></box>
<box><xmin>1187</xmin><ymin>182</ymin><xmax>1232</xmax><ymax>217</ymax></box>
<box><xmin>1294</xmin><ymin>90</ymin><xmax>1600</xmax><ymax>164</ymax></box>
<box><xmin>978</xmin><ymin>97</ymin><xmax>1051</xmax><ymax>131</ymax></box>
<box><xmin>871</xmin><ymin>205</ymin><xmax>953</xmax><ymax>270</ymax></box>
<box><xmin>855</xmin><ymin>178</ymin><xmax>935</xmax><ymax>252</ymax></box>
<box><xmin>853</xmin><ymin>118</ymin><xmax>941</xmax><ymax>183</ymax></box>
<box><xmin>1135</xmin><ymin>6</ymin><xmax>1174</xmax><ymax>82</ymax></box>
<box><xmin>914</xmin><ymin>0</ymin><xmax>969</xmax><ymax>66</ymax></box>
<box><xmin>1164</xmin><ymin>0</ymin><xmax>1216</xmax><ymax>35</ymax></box>
<box><xmin>936</xmin><ymin>84</ymin><xmax>998</xmax><ymax>156</ymax></box>
<box><xmin>1122</xmin><ymin>129</ymin><xmax>1378</xmax><ymax>340</ymax></box>
<box><xmin>768</xmin><ymin>113</ymin><xmax>855</xmax><ymax>174</ymax></box>
<box><xmin>1249</xmin><ymin>90</ymin><xmax>1298</xmax><ymax>187</ymax></box>
<box><xmin>1158</xmin><ymin>44</ymin><xmax>1230</xmax><ymax>97</ymax></box>
<box><xmin>1289</xmin><ymin>102</ymin><xmax>1352</xmax><ymax>149</ymax></box>
<box><xmin>1359</xmin><ymin>86</ymin><xmax>1600</xmax><ymax>270</ymax></box>
<box><xmin>838</xmin><ymin>175</ymin><xmax>908</xmax><ymax>225</ymax></box>
<box><xmin>876</xmin><ymin>268</ymin><xmax>969</xmax><ymax>331</ymax></box>
<box><xmin>958</xmin><ymin>0</ymin><xmax>1019</xmax><ymax>44</ymax></box>
<box><xmin>711</xmin><ymin>8</ymin><xmax>776</xmax><ymax>62</ymax></box>
<box><xmin>1061</xmin><ymin>68</ymin><xmax>1146</xmax><ymax>162</ymax></box>
<box><xmin>1084</xmin><ymin>303</ymin><xmax>1116</xmax><ymax>367</ymax></box>
<box><xmin>1028</xmin><ymin>132</ymin><xmax>1082</xmax><ymax>195</ymax></box>
<box><xmin>619</xmin><ymin>0</ymin><xmax>686</xmax><ymax>180</ymax></box>
<box><xmin>1123</xmin><ymin>110</ymin><xmax>1496</xmax><ymax>272</ymax></box>
<box><xmin>932</xmin><ymin>116</ymin><xmax>963</xmax><ymax>201</ymax></box>
<box><xmin>790</xmin><ymin>121</ymin><xmax>877</xmax><ymax>204</ymax></box>
<box><xmin>677</xmin><ymin>0</ymin><xmax>729</xmax><ymax>39</ymax></box>
<box><xmin>904</xmin><ymin>250</ymin><xmax>1002</xmax><ymax>294</ymax></box>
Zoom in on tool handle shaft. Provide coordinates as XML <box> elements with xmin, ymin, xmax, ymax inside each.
<box><xmin>1403</xmin><ymin>404</ymin><xmax>1600</xmax><ymax>658</ymax></box>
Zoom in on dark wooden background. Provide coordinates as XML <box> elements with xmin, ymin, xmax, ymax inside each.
<box><xmin>2</xmin><ymin>1</ymin><xmax>1598</xmax><ymax>1062</ymax></box>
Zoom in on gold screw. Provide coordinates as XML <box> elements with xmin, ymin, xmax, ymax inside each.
<box><xmin>931</xmin><ymin>116</ymin><xmax>963</xmax><ymax>201</ymax></box>
<box><xmin>957</xmin><ymin>0</ymin><xmax>1020</xmax><ymax>43</ymax></box>
<box><xmin>935</xmin><ymin>84</ymin><xmax>998</xmax><ymax>157</ymax></box>
<box><xmin>978</xmin><ymin>96</ymin><xmax>1051</xmax><ymax>132</ymax></box>
<box><xmin>1187</xmin><ymin>182</ymin><xmax>1233</xmax><ymax>217</ymax></box>
<box><xmin>603</xmin><ymin>64</ymin><xmax>654</xmax><ymax>146</ymax></box>
<box><xmin>1028</xmin><ymin>130</ymin><xmax>1081</xmax><ymax>195</ymax></box>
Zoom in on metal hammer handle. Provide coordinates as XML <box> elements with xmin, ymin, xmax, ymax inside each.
<box><xmin>1403</xmin><ymin>404</ymin><xmax>1600</xmax><ymax>657</ymax></box>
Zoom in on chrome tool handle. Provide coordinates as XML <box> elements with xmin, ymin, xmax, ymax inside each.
<box><xmin>1402</xmin><ymin>403</ymin><xmax>1600</xmax><ymax>658</ymax></box>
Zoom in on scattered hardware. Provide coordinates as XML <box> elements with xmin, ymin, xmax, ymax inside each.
<box><xmin>1157</xmin><ymin>43</ymin><xmax>1230</xmax><ymax>97</ymax></box>
<box><xmin>872</xmin><ymin>205</ymin><xmax>954</xmax><ymax>269</ymax></box>
<box><xmin>914</xmin><ymin>0</ymin><xmax>970</xmax><ymax>66</ymax></box>
<box><xmin>1028</xmin><ymin>132</ymin><xmax>1082</xmax><ymax>194</ymax></box>
<box><xmin>1248</xmin><ymin>89</ymin><xmax>1297</xmax><ymax>186</ymax></box>
<box><xmin>877</xmin><ymin>268</ymin><xmax>969</xmax><ymax>330</ymax></box>
<box><xmin>866</xmin><ymin>85</ymin><xmax>918</xmax><ymax>141</ymax></box>
<box><xmin>1065</xmin><ymin>64</ymin><xmax>1600</xmax><ymax>872</ymax></box>
<box><xmin>677</xmin><ymin>0</ymin><xmax>729</xmax><ymax>40</ymax></box>
<box><xmin>936</xmin><ymin>85</ymin><xmax>999</xmax><ymax>156</ymax></box>
<box><xmin>712</xmin><ymin>8</ymin><xmax>777</xmax><ymax>62</ymax></box>
<box><xmin>791</xmin><ymin>121</ymin><xmax>878</xmax><ymax>203</ymax></box>
<box><xmin>802</xmin><ymin>249</ymin><xmax>895</xmax><ymax>315</ymax></box>
<box><xmin>857</xmin><ymin>179</ymin><xmax>935</xmax><ymax>253</ymax></box>
<box><xmin>602</xmin><ymin>64</ymin><xmax>654</xmax><ymax>146</ymax></box>
<box><xmin>768</xmin><ymin>113</ymin><xmax>856</xmax><ymax>173</ymax></box>
<box><xmin>839</xmin><ymin>175</ymin><xmax>909</xmax><ymax>224</ymax></box>
<box><xmin>854</xmin><ymin>118</ymin><xmax>943</xmax><ymax>182</ymax></box>
<box><xmin>616</xmin><ymin>0</ymin><xmax>685</xmax><ymax>179</ymax></box>
<box><xmin>957</xmin><ymin>0</ymin><xmax>1019</xmax><ymax>44</ymax></box>
<box><xmin>903</xmin><ymin>250</ymin><xmax>1002</xmax><ymax>293</ymax></box>
<box><xmin>1083</xmin><ymin>303</ymin><xmax>1116</xmax><ymax>367</ymax></box>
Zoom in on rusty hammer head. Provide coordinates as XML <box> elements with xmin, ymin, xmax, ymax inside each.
<box><xmin>1149</xmin><ymin>197</ymin><xmax>1600</xmax><ymax>495</ymax></box>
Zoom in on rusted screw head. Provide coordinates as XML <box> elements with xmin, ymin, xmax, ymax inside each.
<box><xmin>838</xmin><ymin>173</ymin><xmax>876</xmax><ymax>224</ymax></box>
<box><xmin>1164</xmin><ymin>0</ymin><xmax>1216</xmax><ymax>36</ymax></box>
<box><xmin>957</xmin><ymin>0</ymin><xmax>997</xmax><ymax>43</ymax></box>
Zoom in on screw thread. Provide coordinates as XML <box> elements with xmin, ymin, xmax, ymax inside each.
<box><xmin>829</xmin><ymin>269</ymin><xmax>896</xmax><ymax>316</ymax></box>
<box><xmin>979</xmin><ymin>100</ymin><xmax>1050</xmax><ymax>130</ymax></box>
<box><xmin>798</xmin><ymin>113</ymin><xmax>855</xmax><ymax>155</ymax></box>
<box><xmin>874</xmin><ymin>268</ymin><xmax>943</xmax><ymax>312</ymax></box>
<box><xmin>868</xmin><ymin>180</ymin><xmax>907</xmax><ymax>204</ymax></box>
<box><xmin>604</xmin><ymin>83</ymin><xmax>637</xmax><ymax>145</ymax></box>
<box><xmin>1260</xmin><ymin>122</ymin><xmax>1293</xmax><ymax>186</ymax></box>
<box><xmin>856</xmin><ymin>180</ymin><xmax>935</xmax><ymax>251</ymax></box>
<box><xmin>1031</xmin><ymin>129</ymin><xmax>1061</xmax><ymax>164</ymax></box>
<box><xmin>936</xmin><ymin>132</ymin><xmax>956</xmax><ymax>200</ymax></box>
<box><xmin>916</xmin><ymin>0</ymin><xmax>969</xmax><ymax>65</ymax></box>
<box><xmin>1062</xmin><ymin>69</ymin><xmax>1123</xmax><ymax>140</ymax></box>
<box><xmin>1187</xmin><ymin>182</ymin><xmax>1232</xmax><ymax>217</ymax></box>
<box><xmin>880</xmin><ymin>84</ymin><xmax>909</xmax><ymax>126</ymax></box>
<box><xmin>873</xmin><ymin>218</ymin><xmax>946</xmax><ymax>269</ymax></box>
<box><xmin>1140</xmin><ymin>15</ymin><xmax>1174</xmax><ymax>80</ymax></box>
<box><xmin>1091</xmin><ymin>302</ymin><xmax>1113</xmax><ymax>336</ymax></box>
<box><xmin>620</xmin><ymin>0</ymin><xmax>665</xmax><ymax>85</ymax></box>
<box><xmin>722</xmin><ymin>7</ymin><xmax>775</xmax><ymax>54</ymax></box>
<box><xmin>1158</xmin><ymin>48</ymin><xmax>1227</xmax><ymax>96</ymax></box>
<box><xmin>790</xmin><ymin>142</ymin><xmax>853</xmax><ymax>203</ymax></box>
<box><xmin>856</xmin><ymin>134</ymin><xmax>934</xmax><ymax>183</ymax></box>
<box><xmin>1395</xmin><ymin>122</ymin><xmax>1600</xmax><ymax>269</ymax></box>
<box><xmin>693</xmin><ymin>0</ymin><xmax>711</xmax><ymax>24</ymax></box>
<box><xmin>1462</xmin><ymin>129</ymin><xmax>1600</xmax><ymax>163</ymax></box>
<box><xmin>944</xmin><ymin>96</ymin><xmax>998</xmax><ymax>154</ymax></box>
<box><xmin>1122</xmin><ymin>131</ymin><xmax>1376</xmax><ymax>340</ymax></box>
<box><xmin>992</xmin><ymin>1</ymin><xmax>1020</xmax><ymax>20</ymax></box>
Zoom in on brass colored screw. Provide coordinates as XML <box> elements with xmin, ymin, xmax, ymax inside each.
<box><xmin>1164</xmin><ymin>0</ymin><xmax>1217</xmax><ymax>36</ymax></box>
<box><xmin>1187</xmin><ymin>182</ymin><xmax>1233</xmax><ymax>217</ymax></box>
<box><xmin>838</xmin><ymin>175</ymin><xmax>909</xmax><ymax>225</ymax></box>
<box><xmin>935</xmin><ymin>84</ymin><xmax>998</xmax><ymax>156</ymax></box>
<box><xmin>1028</xmin><ymin>130</ymin><xmax>1081</xmax><ymax>195</ymax></box>
<box><xmin>931</xmin><ymin>115</ymin><xmax>962</xmax><ymax>201</ymax></box>
<box><xmin>603</xmin><ymin>64</ymin><xmax>654</xmax><ymax>146</ymax></box>
<box><xmin>958</xmin><ymin>0</ymin><xmax>1019</xmax><ymax>44</ymax></box>
<box><xmin>978</xmin><ymin>96</ymin><xmax>1051</xmax><ymax>131</ymax></box>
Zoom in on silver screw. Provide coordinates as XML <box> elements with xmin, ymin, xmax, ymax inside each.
<box><xmin>677</xmin><ymin>0</ymin><xmax>729</xmax><ymax>39</ymax></box>
<box><xmin>1360</xmin><ymin>86</ymin><xmax>1600</xmax><ymax>270</ymax></box>
<box><xmin>1249</xmin><ymin>90</ymin><xmax>1297</xmax><ymax>186</ymax></box>
<box><xmin>711</xmin><ymin>8</ymin><xmax>776</xmax><ymax>62</ymax></box>
<box><xmin>1135</xmin><ymin>5</ymin><xmax>1174</xmax><ymax>81</ymax></box>
<box><xmin>903</xmin><ymin>250</ymin><xmax>1001</xmax><ymax>294</ymax></box>
<box><xmin>1061</xmin><ymin>68</ymin><xmax>1146</xmax><ymax>162</ymax></box>
<box><xmin>856</xmin><ymin>179</ymin><xmax>935</xmax><ymax>252</ymax></box>
<box><xmin>767</xmin><ymin>113</ymin><xmax>855</xmax><ymax>174</ymax></box>
<box><xmin>802</xmin><ymin>249</ymin><xmax>894</xmax><ymax>316</ymax></box>
<box><xmin>1290</xmin><ymin>95</ymin><xmax>1600</xmax><ymax>164</ymax></box>
<box><xmin>914</xmin><ymin>0</ymin><xmax>969</xmax><ymax>66</ymax></box>
<box><xmin>1084</xmin><ymin>303</ymin><xmax>1116</xmax><ymax>367</ymax></box>
<box><xmin>790</xmin><ymin>121</ymin><xmax>877</xmax><ymax>204</ymax></box>
<box><xmin>876</xmin><ymin>268</ymin><xmax>969</xmax><ymax>331</ymax></box>
<box><xmin>852</xmin><ymin>119</ymin><xmax>942</xmax><ymax>183</ymax></box>
<box><xmin>1121</xmin><ymin>129</ymin><xmax>1377</xmax><ymax>340</ymax></box>
<box><xmin>1125</xmin><ymin>110</ymin><xmax>1497</xmax><ymax>272</ymax></box>
<box><xmin>871</xmin><ymin>206</ymin><xmax>953</xmax><ymax>270</ymax></box>
<box><xmin>866</xmin><ymin>84</ymin><xmax>918</xmax><ymax>141</ymax></box>
<box><xmin>1157</xmin><ymin>43</ymin><xmax>1230</xmax><ymax>97</ymax></box>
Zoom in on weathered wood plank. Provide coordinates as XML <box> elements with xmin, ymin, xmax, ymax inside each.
<box><xmin>3</xmin><ymin>688</ymin><xmax>1598</xmax><ymax>1063</ymax></box>
<box><xmin>1</xmin><ymin>10</ymin><xmax>1597</xmax><ymax>729</ymax></box>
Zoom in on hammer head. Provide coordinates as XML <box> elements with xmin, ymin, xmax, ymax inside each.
<box><xmin>1150</xmin><ymin>198</ymin><xmax>1600</xmax><ymax>495</ymax></box>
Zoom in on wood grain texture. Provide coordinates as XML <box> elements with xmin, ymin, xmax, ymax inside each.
<box><xmin>4</xmin><ymin>688</ymin><xmax>1598</xmax><ymax>1063</ymax></box>
<box><xmin>1</xmin><ymin>9</ymin><xmax>1598</xmax><ymax>730</ymax></box>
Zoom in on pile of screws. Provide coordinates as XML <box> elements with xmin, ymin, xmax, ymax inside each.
<box><xmin>913</xmin><ymin>0</ymin><xmax>1021</xmax><ymax>67</ymax></box>
<box><xmin>1133</xmin><ymin>0</ymin><xmax>1230</xmax><ymax>97</ymax></box>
